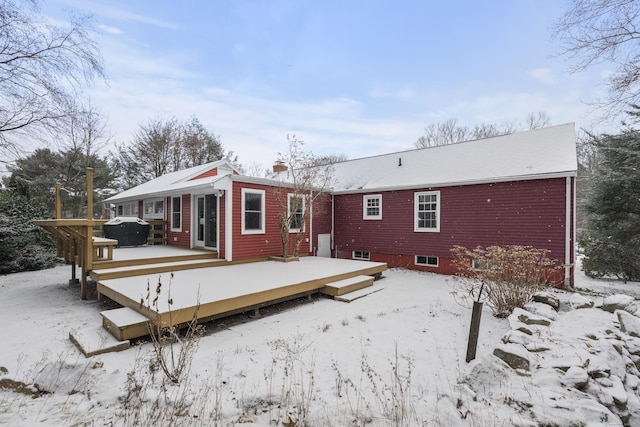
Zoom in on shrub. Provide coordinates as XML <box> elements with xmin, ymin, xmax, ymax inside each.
<box><xmin>0</xmin><ymin>190</ymin><xmax>57</xmax><ymax>274</ymax></box>
<box><xmin>451</xmin><ymin>245</ymin><xmax>561</xmax><ymax>317</ymax></box>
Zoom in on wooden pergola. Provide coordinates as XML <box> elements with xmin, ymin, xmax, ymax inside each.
<box><xmin>33</xmin><ymin>168</ymin><xmax>111</xmax><ymax>300</ymax></box>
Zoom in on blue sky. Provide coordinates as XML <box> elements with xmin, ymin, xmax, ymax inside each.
<box><xmin>43</xmin><ymin>0</ymin><xmax>609</xmax><ymax>170</ymax></box>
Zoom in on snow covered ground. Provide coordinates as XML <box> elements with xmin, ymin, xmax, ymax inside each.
<box><xmin>0</xmin><ymin>260</ymin><xmax>639</xmax><ymax>426</ymax></box>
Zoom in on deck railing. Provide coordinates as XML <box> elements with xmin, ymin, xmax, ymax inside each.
<box><xmin>146</xmin><ymin>219</ymin><xmax>166</xmax><ymax>245</ymax></box>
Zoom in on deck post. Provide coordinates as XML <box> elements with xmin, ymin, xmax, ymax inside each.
<box><xmin>70</xmin><ymin>262</ymin><xmax>77</xmax><ymax>285</ymax></box>
<box><xmin>81</xmin><ymin>168</ymin><xmax>95</xmax><ymax>300</ymax></box>
<box><xmin>55</xmin><ymin>182</ymin><xmax>62</xmax><ymax>219</ymax></box>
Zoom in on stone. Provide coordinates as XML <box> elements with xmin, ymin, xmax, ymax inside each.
<box><xmin>563</xmin><ymin>366</ymin><xmax>589</xmax><ymax>390</ymax></box>
<box><xmin>603</xmin><ymin>295</ymin><xmax>635</xmax><ymax>313</ymax></box>
<box><xmin>626</xmin><ymin>374</ymin><xmax>640</xmax><ymax>391</ymax></box>
<box><xmin>625</xmin><ymin>337</ymin><xmax>640</xmax><ymax>356</ymax></box>
<box><xmin>533</xmin><ymin>291</ymin><xmax>560</xmax><ymax>310</ymax></box>
<box><xmin>618</xmin><ymin>310</ymin><xmax>640</xmax><ymax>338</ymax></box>
<box><xmin>493</xmin><ymin>344</ymin><xmax>530</xmax><ymax>371</ymax></box>
<box><xmin>502</xmin><ymin>330</ymin><xmax>533</xmax><ymax>346</ymax></box>
<box><xmin>570</xmin><ymin>293</ymin><xmax>595</xmax><ymax>309</ymax></box>
<box><xmin>525</xmin><ymin>342</ymin><xmax>550</xmax><ymax>352</ymax></box>
<box><xmin>517</xmin><ymin>310</ymin><xmax>551</xmax><ymax>326</ymax></box>
<box><xmin>524</xmin><ymin>302</ymin><xmax>558</xmax><ymax>321</ymax></box>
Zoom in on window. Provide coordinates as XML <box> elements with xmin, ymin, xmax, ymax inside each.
<box><xmin>171</xmin><ymin>196</ymin><xmax>182</xmax><ymax>231</ymax></box>
<box><xmin>242</xmin><ymin>189</ymin><xmax>265</xmax><ymax>234</ymax></box>
<box><xmin>144</xmin><ymin>199</ymin><xmax>164</xmax><ymax>219</ymax></box>
<box><xmin>414</xmin><ymin>191</ymin><xmax>440</xmax><ymax>232</ymax></box>
<box><xmin>117</xmin><ymin>202</ymin><xmax>138</xmax><ymax>217</ymax></box>
<box><xmin>416</xmin><ymin>255</ymin><xmax>438</xmax><ymax>267</ymax></box>
<box><xmin>363</xmin><ymin>194</ymin><xmax>382</xmax><ymax>220</ymax></box>
<box><xmin>352</xmin><ymin>250</ymin><xmax>370</xmax><ymax>260</ymax></box>
<box><xmin>288</xmin><ymin>194</ymin><xmax>305</xmax><ymax>232</ymax></box>
<box><xmin>473</xmin><ymin>259</ymin><xmax>494</xmax><ymax>271</ymax></box>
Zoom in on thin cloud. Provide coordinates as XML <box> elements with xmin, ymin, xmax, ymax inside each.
<box><xmin>369</xmin><ymin>88</ymin><xmax>415</xmax><ymax>99</ymax></box>
<box><xmin>98</xmin><ymin>23</ymin><xmax>122</xmax><ymax>35</ymax></box>
<box><xmin>528</xmin><ymin>68</ymin><xmax>557</xmax><ymax>85</ymax></box>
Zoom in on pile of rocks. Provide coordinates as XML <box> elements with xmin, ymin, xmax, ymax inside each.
<box><xmin>456</xmin><ymin>291</ymin><xmax>640</xmax><ymax>426</ymax></box>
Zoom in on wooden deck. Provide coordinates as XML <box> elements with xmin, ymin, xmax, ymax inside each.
<box><xmin>89</xmin><ymin>246</ymin><xmax>221</xmax><ymax>281</ymax></box>
<box><xmin>97</xmin><ymin>257</ymin><xmax>387</xmax><ymax>340</ymax></box>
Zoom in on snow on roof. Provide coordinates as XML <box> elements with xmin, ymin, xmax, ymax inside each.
<box><xmin>104</xmin><ymin>160</ymin><xmax>236</xmax><ymax>203</ymax></box>
<box><xmin>329</xmin><ymin>123</ymin><xmax>577</xmax><ymax>193</ymax></box>
<box><xmin>106</xmin><ymin>124</ymin><xmax>576</xmax><ymax>203</ymax></box>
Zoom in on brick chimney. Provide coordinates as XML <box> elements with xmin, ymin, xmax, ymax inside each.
<box><xmin>273</xmin><ymin>161</ymin><xmax>288</xmax><ymax>173</ymax></box>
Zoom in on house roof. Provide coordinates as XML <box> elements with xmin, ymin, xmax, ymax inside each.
<box><xmin>104</xmin><ymin>160</ymin><xmax>237</xmax><ymax>204</ymax></box>
<box><xmin>327</xmin><ymin>123</ymin><xmax>577</xmax><ymax>194</ymax></box>
<box><xmin>106</xmin><ymin>124</ymin><xmax>577</xmax><ymax>204</ymax></box>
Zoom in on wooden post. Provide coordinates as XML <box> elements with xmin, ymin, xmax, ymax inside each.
<box><xmin>465</xmin><ymin>301</ymin><xmax>483</xmax><ymax>363</ymax></box>
<box><xmin>55</xmin><ymin>182</ymin><xmax>62</xmax><ymax>219</ymax></box>
<box><xmin>81</xmin><ymin>167</ymin><xmax>94</xmax><ymax>300</ymax></box>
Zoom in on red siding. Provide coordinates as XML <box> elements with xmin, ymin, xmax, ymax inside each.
<box><xmin>311</xmin><ymin>192</ymin><xmax>332</xmax><ymax>254</ymax></box>
<box><xmin>334</xmin><ymin>178</ymin><xmax>572</xmax><ymax>282</ymax></box>
<box><xmin>166</xmin><ymin>195</ymin><xmax>191</xmax><ymax>249</ymax></box>
<box><xmin>231</xmin><ymin>183</ymin><xmax>311</xmax><ymax>261</ymax></box>
<box><xmin>189</xmin><ymin>168</ymin><xmax>218</xmax><ymax>180</ymax></box>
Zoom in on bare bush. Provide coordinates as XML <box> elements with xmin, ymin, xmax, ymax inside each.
<box><xmin>451</xmin><ymin>245</ymin><xmax>561</xmax><ymax>317</ymax></box>
<box><xmin>331</xmin><ymin>345</ymin><xmax>419</xmax><ymax>426</ymax></box>
<box><xmin>143</xmin><ymin>273</ymin><xmax>204</xmax><ymax>384</ymax></box>
<box><xmin>264</xmin><ymin>334</ymin><xmax>316</xmax><ymax>426</ymax></box>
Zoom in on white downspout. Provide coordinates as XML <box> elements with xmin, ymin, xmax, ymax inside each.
<box><xmin>564</xmin><ymin>176</ymin><xmax>572</xmax><ymax>288</ymax></box>
<box><xmin>309</xmin><ymin>191</ymin><xmax>313</xmax><ymax>255</ymax></box>
<box><xmin>331</xmin><ymin>194</ymin><xmax>335</xmax><ymax>258</ymax></box>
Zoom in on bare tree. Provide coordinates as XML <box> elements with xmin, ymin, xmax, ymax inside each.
<box><xmin>525</xmin><ymin>111</ymin><xmax>551</xmax><ymax>130</ymax></box>
<box><xmin>135</xmin><ymin>117</ymin><xmax>181</xmax><ymax>179</ymax></box>
<box><xmin>554</xmin><ymin>0</ymin><xmax>640</xmax><ymax>115</ymax></box>
<box><xmin>416</xmin><ymin>119</ymin><xmax>471</xmax><ymax>147</ymax></box>
<box><xmin>180</xmin><ymin>115</ymin><xmax>225</xmax><ymax>168</ymax></box>
<box><xmin>112</xmin><ymin>116</ymin><xmax>234</xmax><ymax>190</ymax></box>
<box><xmin>274</xmin><ymin>135</ymin><xmax>333</xmax><ymax>258</ymax></box>
<box><xmin>0</xmin><ymin>0</ymin><xmax>104</xmax><ymax>155</ymax></box>
<box><xmin>415</xmin><ymin>112</ymin><xmax>552</xmax><ymax>148</ymax></box>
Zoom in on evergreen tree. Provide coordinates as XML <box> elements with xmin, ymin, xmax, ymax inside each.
<box><xmin>581</xmin><ymin>122</ymin><xmax>640</xmax><ymax>281</ymax></box>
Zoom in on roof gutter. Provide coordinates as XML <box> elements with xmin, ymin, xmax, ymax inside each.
<box><xmin>330</xmin><ymin>171</ymin><xmax>577</xmax><ymax>195</ymax></box>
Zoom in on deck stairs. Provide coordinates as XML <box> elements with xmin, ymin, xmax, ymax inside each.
<box><xmin>89</xmin><ymin>250</ymin><xmax>223</xmax><ymax>282</ymax></box>
<box><xmin>320</xmin><ymin>274</ymin><xmax>375</xmax><ymax>297</ymax></box>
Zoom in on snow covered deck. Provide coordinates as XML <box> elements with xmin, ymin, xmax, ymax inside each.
<box><xmin>96</xmin><ymin>257</ymin><xmax>387</xmax><ymax>340</ymax></box>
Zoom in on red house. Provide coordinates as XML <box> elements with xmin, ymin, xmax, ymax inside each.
<box><xmin>104</xmin><ymin>123</ymin><xmax>577</xmax><ymax>286</ymax></box>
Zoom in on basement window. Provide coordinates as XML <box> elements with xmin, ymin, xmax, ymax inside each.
<box><xmin>352</xmin><ymin>250</ymin><xmax>370</xmax><ymax>261</ymax></box>
<box><xmin>416</xmin><ymin>255</ymin><xmax>438</xmax><ymax>267</ymax></box>
<box><xmin>472</xmin><ymin>259</ymin><xmax>497</xmax><ymax>271</ymax></box>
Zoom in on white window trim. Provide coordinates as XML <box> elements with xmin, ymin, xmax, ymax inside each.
<box><xmin>363</xmin><ymin>194</ymin><xmax>382</xmax><ymax>220</ymax></box>
<box><xmin>415</xmin><ymin>255</ymin><xmax>439</xmax><ymax>267</ymax></box>
<box><xmin>352</xmin><ymin>250</ymin><xmax>370</xmax><ymax>261</ymax></box>
<box><xmin>171</xmin><ymin>196</ymin><xmax>182</xmax><ymax>231</ymax></box>
<box><xmin>242</xmin><ymin>188</ymin><xmax>265</xmax><ymax>235</ymax></box>
<box><xmin>414</xmin><ymin>190</ymin><xmax>440</xmax><ymax>232</ymax></box>
<box><xmin>288</xmin><ymin>193</ymin><xmax>305</xmax><ymax>233</ymax></box>
<box><xmin>117</xmin><ymin>201</ymin><xmax>138</xmax><ymax>217</ymax></box>
<box><xmin>143</xmin><ymin>198</ymin><xmax>164</xmax><ymax>219</ymax></box>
